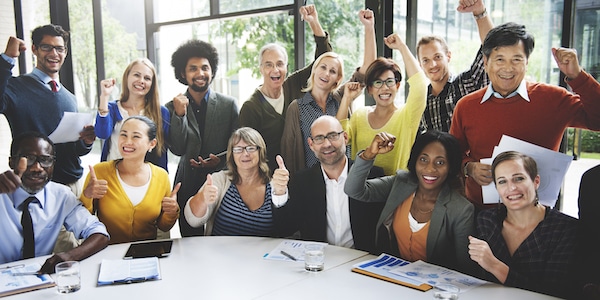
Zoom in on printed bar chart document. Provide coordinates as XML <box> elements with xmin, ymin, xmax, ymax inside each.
<box><xmin>0</xmin><ymin>263</ymin><xmax>55</xmax><ymax>297</ymax></box>
<box><xmin>351</xmin><ymin>254</ymin><xmax>433</xmax><ymax>292</ymax></box>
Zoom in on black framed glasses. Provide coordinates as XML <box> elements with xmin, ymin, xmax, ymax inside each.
<box><xmin>232</xmin><ymin>145</ymin><xmax>260</xmax><ymax>154</ymax></box>
<box><xmin>371</xmin><ymin>78</ymin><xmax>397</xmax><ymax>89</ymax></box>
<box><xmin>310</xmin><ymin>131</ymin><xmax>344</xmax><ymax>145</ymax></box>
<box><xmin>38</xmin><ymin>44</ymin><xmax>67</xmax><ymax>54</ymax></box>
<box><xmin>14</xmin><ymin>155</ymin><xmax>56</xmax><ymax>168</ymax></box>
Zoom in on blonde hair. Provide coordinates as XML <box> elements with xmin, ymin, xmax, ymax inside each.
<box><xmin>302</xmin><ymin>52</ymin><xmax>344</xmax><ymax>93</ymax></box>
<box><xmin>120</xmin><ymin>58</ymin><xmax>164</xmax><ymax>156</ymax></box>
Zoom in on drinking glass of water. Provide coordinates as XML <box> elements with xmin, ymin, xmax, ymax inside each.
<box><xmin>304</xmin><ymin>243</ymin><xmax>325</xmax><ymax>272</ymax></box>
<box><xmin>55</xmin><ymin>261</ymin><xmax>81</xmax><ymax>293</ymax></box>
<box><xmin>433</xmin><ymin>283</ymin><xmax>460</xmax><ymax>299</ymax></box>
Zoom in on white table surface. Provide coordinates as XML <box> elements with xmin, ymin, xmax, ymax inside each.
<box><xmin>0</xmin><ymin>236</ymin><xmax>560</xmax><ymax>299</ymax></box>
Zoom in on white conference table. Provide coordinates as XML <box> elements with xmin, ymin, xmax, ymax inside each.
<box><xmin>1</xmin><ymin>236</ymin><xmax>560</xmax><ymax>299</ymax></box>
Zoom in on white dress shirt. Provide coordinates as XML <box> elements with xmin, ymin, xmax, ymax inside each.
<box><xmin>323</xmin><ymin>159</ymin><xmax>354</xmax><ymax>248</ymax></box>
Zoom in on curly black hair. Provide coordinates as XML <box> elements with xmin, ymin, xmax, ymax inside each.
<box><xmin>171</xmin><ymin>40</ymin><xmax>219</xmax><ymax>86</ymax></box>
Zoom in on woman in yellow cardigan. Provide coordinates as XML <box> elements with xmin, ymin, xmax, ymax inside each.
<box><xmin>81</xmin><ymin>115</ymin><xmax>180</xmax><ymax>244</ymax></box>
<box><xmin>337</xmin><ymin>33</ymin><xmax>427</xmax><ymax>175</ymax></box>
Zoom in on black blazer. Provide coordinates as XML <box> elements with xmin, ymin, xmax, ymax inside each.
<box><xmin>278</xmin><ymin>160</ymin><xmax>384</xmax><ymax>254</ymax></box>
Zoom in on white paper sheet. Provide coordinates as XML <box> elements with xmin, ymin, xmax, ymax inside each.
<box><xmin>97</xmin><ymin>257</ymin><xmax>160</xmax><ymax>285</ymax></box>
<box><xmin>48</xmin><ymin>112</ymin><xmax>95</xmax><ymax>144</ymax></box>
<box><xmin>263</xmin><ymin>239</ymin><xmax>327</xmax><ymax>261</ymax></box>
<box><xmin>482</xmin><ymin>135</ymin><xmax>573</xmax><ymax>207</ymax></box>
<box><xmin>480</xmin><ymin>157</ymin><xmax>498</xmax><ymax>204</ymax></box>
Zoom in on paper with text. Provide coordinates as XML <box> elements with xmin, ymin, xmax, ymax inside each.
<box><xmin>390</xmin><ymin>260</ymin><xmax>487</xmax><ymax>292</ymax></box>
<box><xmin>263</xmin><ymin>240</ymin><xmax>327</xmax><ymax>261</ymax></box>
<box><xmin>482</xmin><ymin>135</ymin><xmax>572</xmax><ymax>206</ymax></box>
<box><xmin>97</xmin><ymin>257</ymin><xmax>161</xmax><ymax>286</ymax></box>
<box><xmin>48</xmin><ymin>112</ymin><xmax>94</xmax><ymax>144</ymax></box>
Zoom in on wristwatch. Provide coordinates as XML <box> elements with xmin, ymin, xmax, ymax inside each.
<box><xmin>463</xmin><ymin>162</ymin><xmax>471</xmax><ymax>178</ymax></box>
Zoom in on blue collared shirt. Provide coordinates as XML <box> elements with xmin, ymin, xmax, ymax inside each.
<box><xmin>0</xmin><ymin>182</ymin><xmax>109</xmax><ymax>264</ymax></box>
<box><xmin>1</xmin><ymin>53</ymin><xmax>60</xmax><ymax>91</ymax></box>
<box><xmin>480</xmin><ymin>80</ymin><xmax>530</xmax><ymax>103</ymax></box>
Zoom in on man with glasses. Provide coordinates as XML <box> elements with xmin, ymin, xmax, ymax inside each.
<box><xmin>0</xmin><ymin>131</ymin><xmax>108</xmax><ymax>272</ymax></box>
<box><xmin>239</xmin><ymin>4</ymin><xmax>331</xmax><ymax>174</ymax></box>
<box><xmin>417</xmin><ymin>0</ymin><xmax>493</xmax><ymax>133</ymax></box>
<box><xmin>278</xmin><ymin>116</ymin><xmax>383</xmax><ymax>253</ymax></box>
<box><xmin>0</xmin><ymin>24</ymin><xmax>96</xmax><ymax>252</ymax></box>
<box><xmin>166</xmin><ymin>39</ymin><xmax>239</xmax><ymax>237</ymax></box>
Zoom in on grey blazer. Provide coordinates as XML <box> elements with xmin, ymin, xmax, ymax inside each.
<box><xmin>344</xmin><ymin>155</ymin><xmax>476</xmax><ymax>275</ymax></box>
<box><xmin>166</xmin><ymin>90</ymin><xmax>239</xmax><ymax>236</ymax></box>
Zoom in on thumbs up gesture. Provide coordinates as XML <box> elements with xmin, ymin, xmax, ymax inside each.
<box><xmin>271</xmin><ymin>155</ymin><xmax>289</xmax><ymax>196</ymax></box>
<box><xmin>202</xmin><ymin>174</ymin><xmax>219</xmax><ymax>205</ymax></box>
<box><xmin>83</xmin><ymin>165</ymin><xmax>108</xmax><ymax>199</ymax></box>
<box><xmin>0</xmin><ymin>157</ymin><xmax>27</xmax><ymax>193</ymax></box>
<box><xmin>162</xmin><ymin>182</ymin><xmax>181</xmax><ymax>215</ymax></box>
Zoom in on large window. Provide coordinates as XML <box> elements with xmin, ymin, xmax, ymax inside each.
<box><xmin>404</xmin><ymin>0</ymin><xmax>564</xmax><ymax>86</ymax></box>
<box><xmin>219</xmin><ymin>0</ymin><xmax>293</xmax><ymax>14</ymax></box>
<box><xmin>154</xmin><ymin>0</ymin><xmax>210</xmax><ymax>23</ymax></box>
<box><xmin>149</xmin><ymin>1</ymin><xmax>365</xmax><ymax>108</ymax></box>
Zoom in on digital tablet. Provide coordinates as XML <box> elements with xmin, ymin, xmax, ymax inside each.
<box><xmin>124</xmin><ymin>240</ymin><xmax>173</xmax><ymax>259</ymax></box>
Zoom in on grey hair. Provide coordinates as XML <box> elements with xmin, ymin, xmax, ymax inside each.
<box><xmin>258</xmin><ymin>43</ymin><xmax>288</xmax><ymax>66</ymax></box>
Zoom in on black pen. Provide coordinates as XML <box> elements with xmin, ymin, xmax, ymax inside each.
<box><xmin>0</xmin><ymin>264</ymin><xmax>24</xmax><ymax>270</ymax></box>
<box><xmin>280</xmin><ymin>250</ymin><xmax>297</xmax><ymax>261</ymax></box>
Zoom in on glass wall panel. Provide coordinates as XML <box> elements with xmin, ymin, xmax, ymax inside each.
<box><xmin>153</xmin><ymin>0</ymin><xmax>210</xmax><ymax>23</ymax></box>
<box><xmin>96</xmin><ymin>0</ymin><xmax>146</xmax><ymax>108</ymax></box>
<box><xmin>219</xmin><ymin>0</ymin><xmax>293</xmax><ymax>14</ymax></box>
<box><xmin>575</xmin><ymin>7</ymin><xmax>600</xmax><ymax>80</ymax></box>
<box><xmin>69</xmin><ymin>0</ymin><xmax>96</xmax><ymax>110</ymax></box>
<box><xmin>21</xmin><ymin>0</ymin><xmax>51</xmax><ymax>73</ymax></box>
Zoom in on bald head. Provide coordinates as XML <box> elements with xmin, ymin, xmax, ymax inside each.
<box><xmin>308</xmin><ymin>116</ymin><xmax>347</xmax><ymax>168</ymax></box>
<box><xmin>310</xmin><ymin>115</ymin><xmax>343</xmax><ymax>137</ymax></box>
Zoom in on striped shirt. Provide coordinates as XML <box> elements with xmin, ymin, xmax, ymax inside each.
<box><xmin>211</xmin><ymin>183</ymin><xmax>274</xmax><ymax>236</ymax></box>
<box><xmin>419</xmin><ymin>47</ymin><xmax>489</xmax><ymax>133</ymax></box>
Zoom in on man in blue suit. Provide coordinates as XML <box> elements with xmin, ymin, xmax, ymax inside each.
<box><xmin>166</xmin><ymin>40</ymin><xmax>239</xmax><ymax>237</ymax></box>
<box><xmin>279</xmin><ymin>116</ymin><xmax>383</xmax><ymax>253</ymax></box>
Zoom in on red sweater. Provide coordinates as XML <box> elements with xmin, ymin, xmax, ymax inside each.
<box><xmin>450</xmin><ymin>71</ymin><xmax>600</xmax><ymax>208</ymax></box>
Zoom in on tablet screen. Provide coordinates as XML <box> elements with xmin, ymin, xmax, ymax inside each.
<box><xmin>124</xmin><ymin>240</ymin><xmax>173</xmax><ymax>259</ymax></box>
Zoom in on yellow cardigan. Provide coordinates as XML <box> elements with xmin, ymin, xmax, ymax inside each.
<box><xmin>342</xmin><ymin>72</ymin><xmax>427</xmax><ymax>175</ymax></box>
<box><xmin>80</xmin><ymin>161</ymin><xmax>178</xmax><ymax>244</ymax></box>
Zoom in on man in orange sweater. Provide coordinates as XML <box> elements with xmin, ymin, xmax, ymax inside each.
<box><xmin>450</xmin><ymin>22</ymin><xmax>600</xmax><ymax>211</ymax></box>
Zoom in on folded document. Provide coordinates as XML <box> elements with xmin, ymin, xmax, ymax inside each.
<box><xmin>97</xmin><ymin>257</ymin><xmax>161</xmax><ymax>286</ymax></box>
